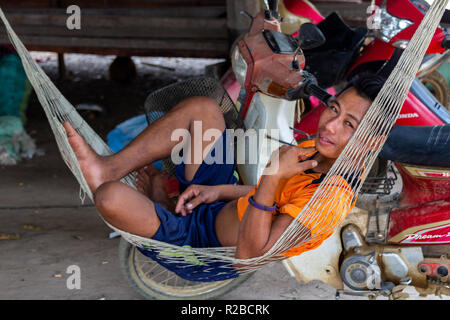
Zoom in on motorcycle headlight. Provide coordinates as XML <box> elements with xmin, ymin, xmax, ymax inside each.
<box><xmin>231</xmin><ymin>44</ymin><xmax>248</xmax><ymax>87</ymax></box>
<box><xmin>372</xmin><ymin>6</ymin><xmax>414</xmax><ymax>42</ymax></box>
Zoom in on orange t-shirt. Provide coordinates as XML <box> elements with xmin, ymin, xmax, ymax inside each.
<box><xmin>236</xmin><ymin>139</ymin><xmax>357</xmax><ymax>257</ymax></box>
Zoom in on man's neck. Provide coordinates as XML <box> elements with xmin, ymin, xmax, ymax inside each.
<box><xmin>312</xmin><ymin>153</ymin><xmax>335</xmax><ymax>174</ymax></box>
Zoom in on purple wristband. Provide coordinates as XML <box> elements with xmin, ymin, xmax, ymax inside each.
<box><xmin>248</xmin><ymin>195</ymin><xmax>277</xmax><ymax>212</ymax></box>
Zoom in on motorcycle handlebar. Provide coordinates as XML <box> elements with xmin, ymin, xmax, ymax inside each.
<box><xmin>305</xmin><ymin>83</ymin><xmax>334</xmax><ymax>105</ymax></box>
<box><xmin>285</xmin><ymin>73</ymin><xmax>334</xmax><ymax>104</ymax></box>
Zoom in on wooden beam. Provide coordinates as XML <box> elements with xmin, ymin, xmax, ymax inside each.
<box><xmin>58</xmin><ymin>0</ymin><xmax>226</xmax><ymax>8</ymax></box>
<box><xmin>2</xmin><ymin>12</ymin><xmax>227</xmax><ymax>29</ymax></box>
<box><xmin>2</xmin><ymin>7</ymin><xmax>227</xmax><ymax>18</ymax></box>
<box><xmin>0</xmin><ymin>0</ymin><xmax>53</xmax><ymax>8</ymax></box>
<box><xmin>0</xmin><ymin>34</ymin><xmax>230</xmax><ymax>58</ymax></box>
<box><xmin>0</xmin><ymin>0</ymin><xmax>226</xmax><ymax>9</ymax></box>
<box><xmin>0</xmin><ymin>6</ymin><xmax>231</xmax><ymax>58</ymax></box>
<box><xmin>0</xmin><ymin>25</ymin><xmax>227</xmax><ymax>40</ymax></box>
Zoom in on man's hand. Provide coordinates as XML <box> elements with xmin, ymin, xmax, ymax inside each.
<box><xmin>175</xmin><ymin>184</ymin><xmax>220</xmax><ymax>216</ymax></box>
<box><xmin>265</xmin><ymin>146</ymin><xmax>318</xmax><ymax>180</ymax></box>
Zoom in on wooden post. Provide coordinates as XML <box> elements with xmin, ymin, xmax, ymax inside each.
<box><xmin>226</xmin><ymin>0</ymin><xmax>262</xmax><ymax>44</ymax></box>
<box><xmin>58</xmin><ymin>53</ymin><xmax>66</xmax><ymax>80</ymax></box>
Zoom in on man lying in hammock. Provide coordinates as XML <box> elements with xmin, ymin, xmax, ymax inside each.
<box><xmin>63</xmin><ymin>74</ymin><xmax>384</xmax><ymax>264</ymax></box>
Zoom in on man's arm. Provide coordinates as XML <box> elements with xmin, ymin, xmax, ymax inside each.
<box><xmin>235</xmin><ymin>175</ymin><xmax>312</xmax><ymax>259</ymax></box>
<box><xmin>216</xmin><ymin>184</ymin><xmax>255</xmax><ymax>201</ymax></box>
<box><xmin>175</xmin><ymin>184</ymin><xmax>254</xmax><ymax>215</ymax></box>
<box><xmin>235</xmin><ymin>146</ymin><xmax>317</xmax><ymax>259</ymax></box>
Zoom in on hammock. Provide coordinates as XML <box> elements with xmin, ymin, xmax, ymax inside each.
<box><xmin>0</xmin><ymin>0</ymin><xmax>447</xmax><ymax>281</ymax></box>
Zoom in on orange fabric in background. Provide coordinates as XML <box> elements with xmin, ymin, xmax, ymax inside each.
<box><xmin>236</xmin><ymin>139</ymin><xmax>356</xmax><ymax>257</ymax></box>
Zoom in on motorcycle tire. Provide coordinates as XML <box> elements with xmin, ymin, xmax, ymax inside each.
<box><xmin>118</xmin><ymin>237</ymin><xmax>253</xmax><ymax>300</ymax></box>
<box><xmin>420</xmin><ymin>70</ymin><xmax>450</xmax><ymax>110</ymax></box>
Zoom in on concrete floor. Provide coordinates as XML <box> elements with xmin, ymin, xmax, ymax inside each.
<box><xmin>0</xmin><ymin>54</ymin><xmax>447</xmax><ymax>301</ymax></box>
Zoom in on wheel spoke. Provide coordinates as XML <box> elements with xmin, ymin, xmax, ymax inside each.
<box><xmin>125</xmin><ymin>243</ymin><xmax>246</xmax><ymax>299</ymax></box>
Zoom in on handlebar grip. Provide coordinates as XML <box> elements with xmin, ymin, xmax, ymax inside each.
<box><xmin>305</xmin><ymin>83</ymin><xmax>334</xmax><ymax>105</ymax></box>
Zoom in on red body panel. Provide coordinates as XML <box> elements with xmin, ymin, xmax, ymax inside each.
<box><xmin>387</xmin><ymin>199</ymin><xmax>450</xmax><ymax>244</ymax></box>
<box><xmin>395</xmin><ymin>164</ymin><xmax>450</xmax><ymax>207</ymax></box>
<box><xmin>387</xmin><ymin>163</ymin><xmax>450</xmax><ymax>245</ymax></box>
<box><xmin>349</xmin><ymin>0</ymin><xmax>446</xmax><ymax>75</ymax></box>
<box><xmin>379</xmin><ymin>0</ymin><xmax>445</xmax><ymax>53</ymax></box>
<box><xmin>347</xmin><ymin>39</ymin><xmax>394</xmax><ymax>77</ymax></box>
<box><xmin>283</xmin><ymin>0</ymin><xmax>324</xmax><ymax>25</ymax></box>
<box><xmin>293</xmin><ymin>103</ymin><xmax>326</xmax><ymax>140</ymax></box>
<box><xmin>395</xmin><ymin>92</ymin><xmax>445</xmax><ymax>126</ymax></box>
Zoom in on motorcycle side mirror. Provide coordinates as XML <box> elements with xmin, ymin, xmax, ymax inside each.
<box><xmin>298</xmin><ymin>23</ymin><xmax>326</xmax><ymax>50</ymax></box>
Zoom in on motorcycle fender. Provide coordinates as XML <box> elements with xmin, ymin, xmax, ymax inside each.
<box><xmin>237</xmin><ymin>92</ymin><xmax>296</xmax><ymax>185</ymax></box>
<box><xmin>282</xmin><ymin>206</ymin><xmax>369</xmax><ymax>290</ymax></box>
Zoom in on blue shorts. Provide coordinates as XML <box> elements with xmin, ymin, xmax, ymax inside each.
<box><xmin>137</xmin><ymin>129</ymin><xmax>240</xmax><ymax>282</ymax></box>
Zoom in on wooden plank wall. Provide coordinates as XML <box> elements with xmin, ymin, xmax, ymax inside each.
<box><xmin>0</xmin><ymin>1</ymin><xmax>229</xmax><ymax>58</ymax></box>
<box><xmin>0</xmin><ymin>0</ymin><xmax>372</xmax><ymax>57</ymax></box>
<box><xmin>0</xmin><ymin>0</ymin><xmax>226</xmax><ymax>9</ymax></box>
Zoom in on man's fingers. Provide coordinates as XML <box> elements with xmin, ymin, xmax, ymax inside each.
<box><xmin>185</xmin><ymin>195</ymin><xmax>204</xmax><ymax>212</ymax></box>
<box><xmin>296</xmin><ymin>147</ymin><xmax>316</xmax><ymax>156</ymax></box>
<box><xmin>298</xmin><ymin>159</ymin><xmax>318</xmax><ymax>172</ymax></box>
<box><xmin>175</xmin><ymin>187</ymin><xmax>199</xmax><ymax>214</ymax></box>
<box><xmin>175</xmin><ymin>191</ymin><xmax>190</xmax><ymax>213</ymax></box>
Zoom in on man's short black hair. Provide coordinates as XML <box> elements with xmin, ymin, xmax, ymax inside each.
<box><xmin>340</xmin><ymin>73</ymin><xmax>386</xmax><ymax>102</ymax></box>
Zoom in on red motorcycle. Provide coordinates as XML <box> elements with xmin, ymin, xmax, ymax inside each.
<box><xmin>222</xmin><ymin>0</ymin><xmax>450</xmax><ymax>299</ymax></box>
<box><xmin>292</xmin><ymin>0</ymin><xmax>449</xmax><ymax>136</ymax></box>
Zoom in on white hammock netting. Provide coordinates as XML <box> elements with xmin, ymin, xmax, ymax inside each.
<box><xmin>0</xmin><ymin>0</ymin><xmax>447</xmax><ymax>281</ymax></box>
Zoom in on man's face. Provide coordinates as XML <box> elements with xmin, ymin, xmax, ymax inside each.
<box><xmin>315</xmin><ymin>87</ymin><xmax>371</xmax><ymax>159</ymax></box>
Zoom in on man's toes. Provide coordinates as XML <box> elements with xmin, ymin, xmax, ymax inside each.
<box><xmin>144</xmin><ymin>164</ymin><xmax>159</xmax><ymax>176</ymax></box>
<box><xmin>137</xmin><ymin>168</ymin><xmax>150</xmax><ymax>183</ymax></box>
<box><xmin>136</xmin><ymin>181</ymin><xmax>144</xmax><ymax>193</ymax></box>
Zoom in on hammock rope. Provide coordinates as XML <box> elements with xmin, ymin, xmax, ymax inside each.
<box><xmin>0</xmin><ymin>0</ymin><xmax>447</xmax><ymax>277</ymax></box>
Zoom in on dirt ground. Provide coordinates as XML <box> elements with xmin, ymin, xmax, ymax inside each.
<box><xmin>0</xmin><ymin>53</ymin><xmax>447</xmax><ymax>300</ymax></box>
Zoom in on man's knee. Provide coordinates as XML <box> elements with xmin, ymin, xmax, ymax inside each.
<box><xmin>94</xmin><ymin>181</ymin><xmax>123</xmax><ymax>216</ymax></box>
<box><xmin>181</xmin><ymin>96</ymin><xmax>223</xmax><ymax>118</ymax></box>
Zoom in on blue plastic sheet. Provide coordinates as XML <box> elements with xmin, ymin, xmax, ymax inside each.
<box><xmin>107</xmin><ymin>114</ymin><xmax>163</xmax><ymax>170</ymax></box>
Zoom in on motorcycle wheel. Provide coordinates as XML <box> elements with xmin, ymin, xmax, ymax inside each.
<box><xmin>420</xmin><ymin>70</ymin><xmax>450</xmax><ymax>110</ymax></box>
<box><xmin>118</xmin><ymin>238</ymin><xmax>253</xmax><ymax>300</ymax></box>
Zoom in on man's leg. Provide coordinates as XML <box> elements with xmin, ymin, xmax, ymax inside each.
<box><xmin>64</xmin><ymin>96</ymin><xmax>226</xmax><ymax>192</ymax></box>
<box><xmin>64</xmin><ymin>96</ymin><xmax>226</xmax><ymax>237</ymax></box>
<box><xmin>94</xmin><ymin>181</ymin><xmax>162</xmax><ymax>238</ymax></box>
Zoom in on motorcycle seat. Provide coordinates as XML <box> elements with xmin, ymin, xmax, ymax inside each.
<box><xmin>379</xmin><ymin>125</ymin><xmax>450</xmax><ymax>168</ymax></box>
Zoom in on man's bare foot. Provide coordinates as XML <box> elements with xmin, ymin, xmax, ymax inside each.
<box><xmin>63</xmin><ymin>122</ymin><xmax>108</xmax><ymax>193</ymax></box>
<box><xmin>136</xmin><ymin>165</ymin><xmax>175</xmax><ymax>211</ymax></box>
